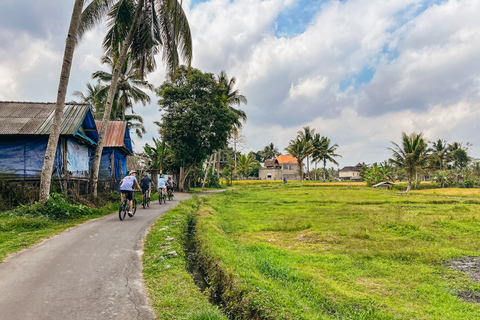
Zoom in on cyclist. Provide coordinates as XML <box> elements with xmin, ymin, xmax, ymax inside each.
<box><xmin>158</xmin><ymin>174</ymin><xmax>167</xmax><ymax>199</ymax></box>
<box><xmin>166</xmin><ymin>176</ymin><xmax>176</xmax><ymax>196</ymax></box>
<box><xmin>120</xmin><ymin>170</ymin><xmax>141</xmax><ymax>216</ymax></box>
<box><xmin>140</xmin><ymin>172</ymin><xmax>154</xmax><ymax>201</ymax></box>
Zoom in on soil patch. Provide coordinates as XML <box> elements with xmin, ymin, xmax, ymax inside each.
<box><xmin>446</xmin><ymin>256</ymin><xmax>480</xmax><ymax>283</ymax></box>
<box><xmin>446</xmin><ymin>256</ymin><xmax>480</xmax><ymax>304</ymax></box>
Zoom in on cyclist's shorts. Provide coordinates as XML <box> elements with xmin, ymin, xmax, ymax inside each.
<box><xmin>141</xmin><ymin>187</ymin><xmax>150</xmax><ymax>192</ymax></box>
<box><xmin>167</xmin><ymin>186</ymin><xmax>174</xmax><ymax>190</ymax></box>
<box><xmin>121</xmin><ymin>190</ymin><xmax>133</xmax><ymax>200</ymax></box>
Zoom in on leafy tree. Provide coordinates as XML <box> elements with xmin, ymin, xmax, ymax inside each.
<box><xmin>388</xmin><ymin>132</ymin><xmax>428</xmax><ymax>192</ymax></box>
<box><xmin>156</xmin><ymin>67</ymin><xmax>239</xmax><ymax>191</ymax></box>
<box><xmin>72</xmin><ymin>80</ymin><xmax>105</xmax><ymax>118</ymax></box>
<box><xmin>298</xmin><ymin>126</ymin><xmax>315</xmax><ymax>173</ymax></box>
<box><xmin>312</xmin><ymin>135</ymin><xmax>341</xmax><ymax>180</ymax></box>
<box><xmin>237</xmin><ymin>153</ymin><xmax>256</xmax><ymax>178</ymax></box>
<box><xmin>39</xmin><ymin>0</ymin><xmax>85</xmax><ymax>203</ymax></box>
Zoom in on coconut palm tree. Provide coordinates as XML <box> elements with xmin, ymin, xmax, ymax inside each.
<box><xmin>262</xmin><ymin>143</ymin><xmax>280</xmax><ymax>161</ymax></box>
<box><xmin>429</xmin><ymin>139</ymin><xmax>450</xmax><ymax>188</ymax></box>
<box><xmin>72</xmin><ymin>80</ymin><xmax>109</xmax><ymax>120</ymax></box>
<box><xmin>80</xmin><ymin>0</ymin><xmax>192</xmax><ymax>196</ymax></box>
<box><xmin>217</xmin><ymin>70</ymin><xmax>247</xmax><ymax>126</ymax></box>
<box><xmin>39</xmin><ymin>0</ymin><xmax>85</xmax><ymax>203</ymax></box>
<box><xmin>388</xmin><ymin>132</ymin><xmax>428</xmax><ymax>192</ymax></box>
<box><xmin>285</xmin><ymin>138</ymin><xmax>314</xmax><ymax>181</ymax></box>
<box><xmin>297</xmin><ymin>126</ymin><xmax>315</xmax><ymax>173</ymax></box>
<box><xmin>313</xmin><ymin>136</ymin><xmax>341</xmax><ymax>180</ymax></box>
<box><xmin>93</xmin><ymin>52</ymin><xmax>153</xmax><ymax>120</ymax></box>
<box><xmin>237</xmin><ymin>153</ymin><xmax>255</xmax><ymax>178</ymax></box>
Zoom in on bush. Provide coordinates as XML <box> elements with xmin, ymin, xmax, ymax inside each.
<box><xmin>4</xmin><ymin>193</ymin><xmax>101</xmax><ymax>221</ymax></box>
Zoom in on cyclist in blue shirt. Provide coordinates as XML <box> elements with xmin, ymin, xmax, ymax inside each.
<box><xmin>120</xmin><ymin>171</ymin><xmax>141</xmax><ymax>216</ymax></box>
<box><xmin>158</xmin><ymin>174</ymin><xmax>167</xmax><ymax>198</ymax></box>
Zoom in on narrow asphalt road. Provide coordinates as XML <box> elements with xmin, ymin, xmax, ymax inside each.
<box><xmin>0</xmin><ymin>192</ymin><xmax>204</xmax><ymax>320</ymax></box>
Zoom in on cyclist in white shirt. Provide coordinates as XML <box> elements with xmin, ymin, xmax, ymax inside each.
<box><xmin>120</xmin><ymin>171</ymin><xmax>141</xmax><ymax>216</ymax></box>
<box><xmin>158</xmin><ymin>174</ymin><xmax>167</xmax><ymax>198</ymax></box>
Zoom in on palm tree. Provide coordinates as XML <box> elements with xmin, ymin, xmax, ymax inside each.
<box><xmin>285</xmin><ymin>138</ymin><xmax>314</xmax><ymax>181</ymax></box>
<box><xmin>81</xmin><ymin>0</ymin><xmax>192</xmax><ymax>196</ymax></box>
<box><xmin>388</xmin><ymin>132</ymin><xmax>428</xmax><ymax>192</ymax></box>
<box><xmin>429</xmin><ymin>139</ymin><xmax>450</xmax><ymax>188</ymax></box>
<box><xmin>218</xmin><ymin>70</ymin><xmax>247</xmax><ymax>126</ymax></box>
<box><xmin>262</xmin><ymin>143</ymin><xmax>280</xmax><ymax>161</ymax></box>
<box><xmin>313</xmin><ymin>136</ymin><xmax>341</xmax><ymax>180</ymax></box>
<box><xmin>298</xmin><ymin>126</ymin><xmax>315</xmax><ymax>174</ymax></box>
<box><xmin>39</xmin><ymin>0</ymin><xmax>85</xmax><ymax>203</ymax></box>
<box><xmin>237</xmin><ymin>153</ymin><xmax>255</xmax><ymax>178</ymax></box>
<box><xmin>72</xmin><ymin>80</ymin><xmax>106</xmax><ymax>117</ymax></box>
<box><xmin>93</xmin><ymin>53</ymin><xmax>153</xmax><ymax>120</ymax></box>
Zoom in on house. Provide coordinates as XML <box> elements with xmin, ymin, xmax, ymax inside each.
<box><xmin>259</xmin><ymin>155</ymin><xmax>302</xmax><ymax>180</ymax></box>
<box><xmin>339</xmin><ymin>163</ymin><xmax>363</xmax><ymax>181</ymax></box>
<box><xmin>93</xmin><ymin>121</ymin><xmax>133</xmax><ymax>188</ymax></box>
<box><xmin>0</xmin><ymin>101</ymin><xmax>98</xmax><ymax>182</ymax></box>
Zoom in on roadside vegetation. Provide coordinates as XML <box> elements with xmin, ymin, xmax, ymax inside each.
<box><xmin>153</xmin><ymin>184</ymin><xmax>480</xmax><ymax>319</ymax></box>
<box><xmin>0</xmin><ymin>192</ymin><xmax>126</xmax><ymax>262</ymax></box>
<box><xmin>143</xmin><ymin>197</ymin><xmax>226</xmax><ymax>320</ymax></box>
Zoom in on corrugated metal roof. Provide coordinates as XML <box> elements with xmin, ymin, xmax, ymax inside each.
<box><xmin>0</xmin><ymin>101</ymin><xmax>91</xmax><ymax>135</ymax></box>
<box><xmin>95</xmin><ymin>121</ymin><xmax>133</xmax><ymax>154</ymax></box>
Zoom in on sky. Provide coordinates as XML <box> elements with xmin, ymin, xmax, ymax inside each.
<box><xmin>1</xmin><ymin>0</ymin><xmax>479</xmax><ymax>169</ymax></box>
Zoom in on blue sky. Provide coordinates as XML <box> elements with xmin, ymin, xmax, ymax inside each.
<box><xmin>1</xmin><ymin>0</ymin><xmax>479</xmax><ymax>168</ymax></box>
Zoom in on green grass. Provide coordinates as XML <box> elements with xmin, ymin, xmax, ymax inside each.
<box><xmin>143</xmin><ymin>197</ymin><xmax>226</xmax><ymax>320</ymax></box>
<box><xmin>0</xmin><ymin>193</ymin><xmax>121</xmax><ymax>262</ymax></box>
<box><xmin>191</xmin><ymin>184</ymin><xmax>480</xmax><ymax>319</ymax></box>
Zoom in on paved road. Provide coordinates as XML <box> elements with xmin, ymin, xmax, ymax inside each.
<box><xmin>0</xmin><ymin>192</ymin><xmax>196</xmax><ymax>320</ymax></box>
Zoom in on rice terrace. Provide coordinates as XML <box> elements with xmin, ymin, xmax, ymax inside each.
<box><xmin>143</xmin><ymin>182</ymin><xmax>480</xmax><ymax>320</ymax></box>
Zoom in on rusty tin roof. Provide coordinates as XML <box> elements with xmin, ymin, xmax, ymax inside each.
<box><xmin>95</xmin><ymin>121</ymin><xmax>133</xmax><ymax>154</ymax></box>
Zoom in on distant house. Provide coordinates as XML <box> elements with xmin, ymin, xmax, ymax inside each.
<box><xmin>93</xmin><ymin>121</ymin><xmax>133</xmax><ymax>188</ymax></box>
<box><xmin>0</xmin><ymin>101</ymin><xmax>98</xmax><ymax>181</ymax></box>
<box><xmin>259</xmin><ymin>155</ymin><xmax>302</xmax><ymax>180</ymax></box>
<box><xmin>339</xmin><ymin>163</ymin><xmax>363</xmax><ymax>181</ymax></box>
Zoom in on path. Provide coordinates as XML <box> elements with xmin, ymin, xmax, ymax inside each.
<box><xmin>0</xmin><ymin>192</ymin><xmax>201</xmax><ymax>320</ymax></box>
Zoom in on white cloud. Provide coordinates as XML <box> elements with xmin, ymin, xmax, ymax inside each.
<box><xmin>288</xmin><ymin>76</ymin><xmax>328</xmax><ymax>100</ymax></box>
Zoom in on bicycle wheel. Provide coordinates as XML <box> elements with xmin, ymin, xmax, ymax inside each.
<box><xmin>142</xmin><ymin>192</ymin><xmax>146</xmax><ymax>209</ymax></box>
<box><xmin>131</xmin><ymin>199</ymin><xmax>137</xmax><ymax>217</ymax></box>
<box><xmin>147</xmin><ymin>193</ymin><xmax>150</xmax><ymax>207</ymax></box>
<box><xmin>119</xmin><ymin>200</ymin><xmax>127</xmax><ymax>221</ymax></box>
<box><xmin>159</xmin><ymin>191</ymin><xmax>163</xmax><ymax>204</ymax></box>
<box><xmin>163</xmin><ymin>193</ymin><xmax>166</xmax><ymax>203</ymax></box>
<box><xmin>168</xmin><ymin>189</ymin><xmax>172</xmax><ymax>201</ymax></box>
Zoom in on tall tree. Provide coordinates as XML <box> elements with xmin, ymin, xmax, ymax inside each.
<box><xmin>311</xmin><ymin>135</ymin><xmax>341</xmax><ymax>181</ymax></box>
<box><xmin>237</xmin><ymin>153</ymin><xmax>255</xmax><ymax>178</ymax></box>
<box><xmin>388</xmin><ymin>132</ymin><xmax>428</xmax><ymax>192</ymax></box>
<box><xmin>92</xmin><ymin>53</ymin><xmax>153</xmax><ymax>120</ymax></box>
<box><xmin>72</xmin><ymin>80</ymin><xmax>105</xmax><ymax>118</ymax></box>
<box><xmin>39</xmin><ymin>0</ymin><xmax>85</xmax><ymax>203</ymax></box>
<box><xmin>80</xmin><ymin>0</ymin><xmax>192</xmax><ymax>196</ymax></box>
<box><xmin>298</xmin><ymin>126</ymin><xmax>315</xmax><ymax>174</ymax></box>
<box><xmin>429</xmin><ymin>139</ymin><xmax>450</xmax><ymax>188</ymax></box>
<box><xmin>156</xmin><ymin>67</ymin><xmax>238</xmax><ymax>191</ymax></box>
<box><xmin>284</xmin><ymin>138</ymin><xmax>314</xmax><ymax>181</ymax></box>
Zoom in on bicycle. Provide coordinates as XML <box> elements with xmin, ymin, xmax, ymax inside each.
<box><xmin>142</xmin><ymin>189</ymin><xmax>150</xmax><ymax>209</ymax></box>
<box><xmin>167</xmin><ymin>188</ymin><xmax>174</xmax><ymax>201</ymax></box>
<box><xmin>119</xmin><ymin>194</ymin><xmax>137</xmax><ymax>221</ymax></box>
<box><xmin>158</xmin><ymin>188</ymin><xmax>166</xmax><ymax>204</ymax></box>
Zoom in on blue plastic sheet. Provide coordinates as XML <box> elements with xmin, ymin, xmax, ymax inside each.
<box><xmin>0</xmin><ymin>136</ymin><xmax>62</xmax><ymax>178</ymax></box>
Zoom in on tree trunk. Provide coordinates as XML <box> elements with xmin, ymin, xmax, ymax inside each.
<box><xmin>179</xmin><ymin>166</ymin><xmax>192</xmax><ymax>192</ymax></box>
<box><xmin>415</xmin><ymin>171</ymin><xmax>418</xmax><ymax>189</ymax></box>
<box><xmin>315</xmin><ymin>162</ymin><xmax>317</xmax><ymax>181</ymax></box>
<box><xmin>202</xmin><ymin>154</ymin><xmax>214</xmax><ymax>188</ymax></box>
<box><xmin>91</xmin><ymin>0</ymin><xmax>145</xmax><ymax>197</ymax></box>
<box><xmin>39</xmin><ymin>0</ymin><xmax>84</xmax><ymax>203</ymax></box>
<box><xmin>217</xmin><ymin>150</ymin><xmax>221</xmax><ymax>179</ymax></box>
<box><xmin>323</xmin><ymin>160</ymin><xmax>326</xmax><ymax>181</ymax></box>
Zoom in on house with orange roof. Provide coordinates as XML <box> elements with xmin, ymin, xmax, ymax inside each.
<box><xmin>259</xmin><ymin>154</ymin><xmax>303</xmax><ymax>180</ymax></box>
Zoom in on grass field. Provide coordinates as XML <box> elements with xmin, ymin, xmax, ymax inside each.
<box><xmin>191</xmin><ymin>185</ymin><xmax>480</xmax><ymax>319</ymax></box>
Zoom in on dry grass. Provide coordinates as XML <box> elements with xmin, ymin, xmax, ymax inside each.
<box><xmin>412</xmin><ymin>188</ymin><xmax>480</xmax><ymax>196</ymax></box>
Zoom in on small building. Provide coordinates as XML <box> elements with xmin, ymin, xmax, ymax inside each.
<box><xmin>93</xmin><ymin>121</ymin><xmax>133</xmax><ymax>190</ymax></box>
<box><xmin>339</xmin><ymin>163</ymin><xmax>363</xmax><ymax>181</ymax></box>
<box><xmin>259</xmin><ymin>155</ymin><xmax>302</xmax><ymax>181</ymax></box>
<box><xmin>0</xmin><ymin>101</ymin><xmax>98</xmax><ymax>184</ymax></box>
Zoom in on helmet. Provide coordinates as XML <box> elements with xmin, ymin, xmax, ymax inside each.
<box><xmin>160</xmin><ymin>174</ymin><xmax>165</xmax><ymax>178</ymax></box>
<box><xmin>144</xmin><ymin>172</ymin><xmax>148</xmax><ymax>177</ymax></box>
<box><xmin>130</xmin><ymin>170</ymin><xmax>137</xmax><ymax>175</ymax></box>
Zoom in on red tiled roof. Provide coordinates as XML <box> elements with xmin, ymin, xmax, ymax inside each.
<box><xmin>276</xmin><ymin>155</ymin><xmax>298</xmax><ymax>164</ymax></box>
<box><xmin>95</xmin><ymin>121</ymin><xmax>127</xmax><ymax>148</ymax></box>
